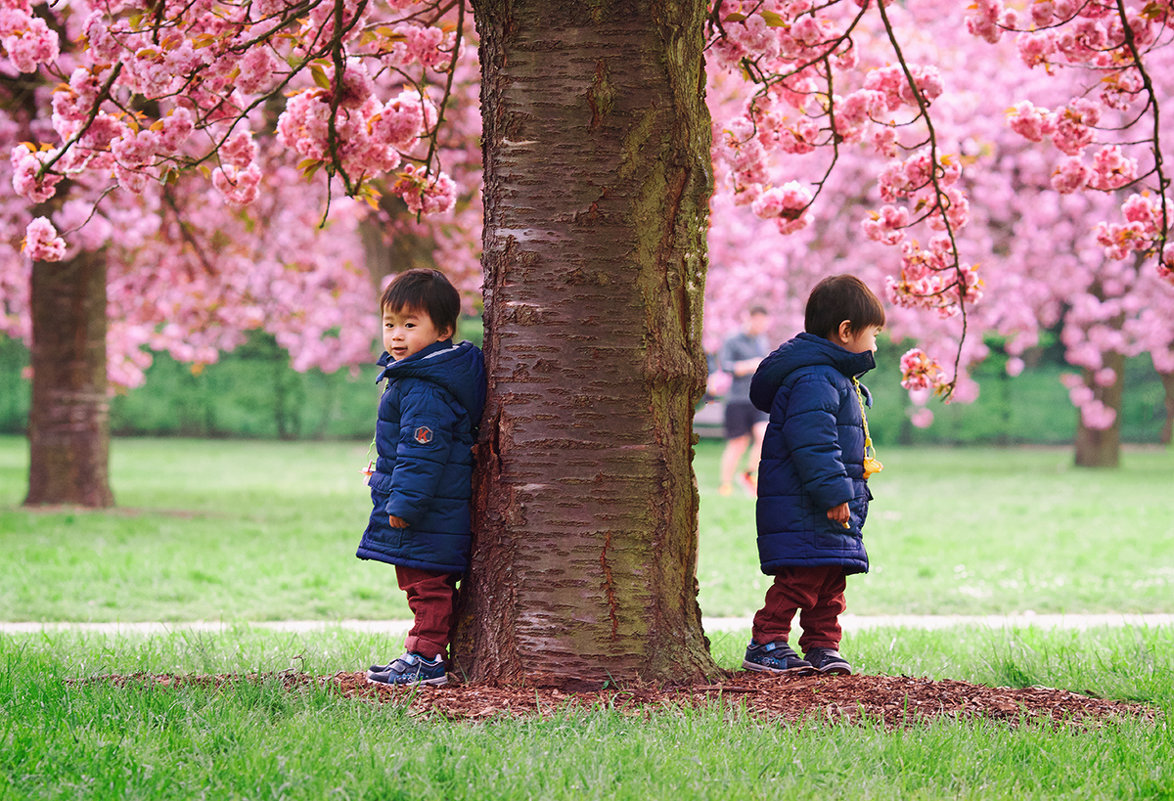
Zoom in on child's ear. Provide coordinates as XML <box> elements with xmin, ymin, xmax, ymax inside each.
<box><xmin>836</xmin><ymin>320</ymin><xmax>854</xmax><ymax>345</ymax></box>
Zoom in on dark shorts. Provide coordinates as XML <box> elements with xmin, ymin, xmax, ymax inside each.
<box><xmin>724</xmin><ymin>400</ymin><xmax>768</xmax><ymax>439</ymax></box>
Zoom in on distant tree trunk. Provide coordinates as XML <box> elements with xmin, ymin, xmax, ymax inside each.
<box><xmin>25</xmin><ymin>249</ymin><xmax>115</xmax><ymax>507</ymax></box>
<box><xmin>455</xmin><ymin>0</ymin><xmax>718</xmax><ymax>687</ymax></box>
<box><xmin>359</xmin><ymin>198</ymin><xmax>442</xmax><ymax>295</ymax></box>
<box><xmin>1074</xmin><ymin>351</ymin><xmax>1124</xmax><ymax>468</ymax></box>
<box><xmin>1161</xmin><ymin>370</ymin><xmax>1173</xmax><ymax>446</ymax></box>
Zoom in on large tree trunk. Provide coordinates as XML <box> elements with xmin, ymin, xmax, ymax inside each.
<box><xmin>25</xmin><ymin>250</ymin><xmax>115</xmax><ymax>507</ymax></box>
<box><xmin>455</xmin><ymin>0</ymin><xmax>717</xmax><ymax>687</ymax></box>
<box><xmin>1074</xmin><ymin>351</ymin><xmax>1124</xmax><ymax>468</ymax></box>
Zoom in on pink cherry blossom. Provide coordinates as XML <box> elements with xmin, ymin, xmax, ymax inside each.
<box><xmin>862</xmin><ymin>205</ymin><xmax>909</xmax><ymax>245</ymax></box>
<box><xmin>22</xmin><ymin>217</ymin><xmax>66</xmax><ymax>262</ymax></box>
<box><xmin>10</xmin><ymin>145</ymin><xmax>62</xmax><ymax>203</ymax></box>
<box><xmin>1079</xmin><ymin>400</ymin><xmax>1117</xmax><ymax>430</ymax></box>
<box><xmin>1</xmin><ymin>13</ymin><xmax>58</xmax><ymax>73</ymax></box>
<box><xmin>211</xmin><ymin>163</ymin><xmax>262</xmax><ymax>206</ymax></box>
<box><xmin>1051</xmin><ymin>157</ymin><xmax>1090</xmax><ymax>193</ymax></box>
<box><xmin>1050</xmin><ymin>99</ymin><xmax>1101</xmax><ymax>155</ymax></box>
<box><xmin>374</xmin><ymin>91</ymin><xmax>426</xmax><ymax>148</ymax></box>
<box><xmin>158</xmin><ymin>108</ymin><xmax>195</xmax><ymax>152</ymax></box>
<box><xmin>1087</xmin><ymin>145</ymin><xmax>1138</xmax><ymax>191</ymax></box>
<box><xmin>393</xmin><ymin>165</ymin><xmax>457</xmax><ymax>215</ymax></box>
<box><xmin>899</xmin><ymin>348</ymin><xmax>948</xmax><ymax>392</ymax></box>
<box><xmin>1007</xmin><ymin>101</ymin><xmax>1055</xmax><ymax>142</ymax></box>
<box><xmin>236</xmin><ymin>48</ymin><xmax>280</xmax><ymax>94</ymax></box>
<box><xmin>221</xmin><ymin>130</ymin><xmax>258</xmax><ymax>170</ymax></box>
<box><xmin>751</xmin><ymin>182</ymin><xmax>813</xmax><ymax>235</ymax></box>
<box><xmin>910</xmin><ymin>407</ymin><xmax>935</xmax><ymax>428</ymax></box>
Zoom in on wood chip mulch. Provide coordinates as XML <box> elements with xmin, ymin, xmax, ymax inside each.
<box><xmin>72</xmin><ymin>670</ymin><xmax>1157</xmax><ymax>729</ymax></box>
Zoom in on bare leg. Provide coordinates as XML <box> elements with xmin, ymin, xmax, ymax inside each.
<box><xmin>719</xmin><ymin>433</ymin><xmax>750</xmax><ymax>494</ymax></box>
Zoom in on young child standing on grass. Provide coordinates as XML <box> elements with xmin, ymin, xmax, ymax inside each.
<box><xmin>742</xmin><ymin>274</ymin><xmax>885</xmax><ymax>677</ymax></box>
<box><xmin>356</xmin><ymin>268</ymin><xmax>485</xmax><ymax>687</ymax></box>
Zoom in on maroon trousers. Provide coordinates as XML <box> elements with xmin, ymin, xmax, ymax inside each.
<box><xmin>395</xmin><ymin>565</ymin><xmax>459</xmax><ymax>661</ymax></box>
<box><xmin>751</xmin><ymin>565</ymin><xmax>847</xmax><ymax>652</ymax></box>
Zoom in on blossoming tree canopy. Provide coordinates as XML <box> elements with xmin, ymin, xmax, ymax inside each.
<box><xmin>4</xmin><ymin>0</ymin><xmax>466</xmax><ymax>263</ymax></box>
<box><xmin>704</xmin><ymin>0</ymin><xmax>1173</xmax><ymax>396</ymax></box>
<box><xmin>1</xmin><ymin>0</ymin><xmax>486</xmax><ymax>392</ymax></box>
<box><xmin>4</xmin><ymin>0</ymin><xmax>1173</xmax><ymax>408</ymax></box>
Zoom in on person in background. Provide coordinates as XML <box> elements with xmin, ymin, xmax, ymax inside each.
<box><xmin>718</xmin><ymin>305</ymin><xmax>772</xmax><ymax>496</ymax></box>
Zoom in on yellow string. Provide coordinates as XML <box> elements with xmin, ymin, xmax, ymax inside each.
<box><xmin>852</xmin><ymin>377</ymin><xmax>883</xmax><ymax>479</ymax></box>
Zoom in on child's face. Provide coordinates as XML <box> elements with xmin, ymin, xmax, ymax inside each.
<box><xmin>382</xmin><ymin>304</ymin><xmax>452</xmax><ymax>361</ymax></box>
<box><xmin>838</xmin><ymin>323</ymin><xmax>882</xmax><ymax>354</ymax></box>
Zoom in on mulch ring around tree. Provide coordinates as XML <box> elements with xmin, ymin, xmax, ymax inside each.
<box><xmin>76</xmin><ymin>671</ymin><xmax>1157</xmax><ymax>728</ymax></box>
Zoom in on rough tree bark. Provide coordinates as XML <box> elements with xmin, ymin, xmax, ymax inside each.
<box><xmin>25</xmin><ymin>249</ymin><xmax>115</xmax><ymax>507</ymax></box>
<box><xmin>454</xmin><ymin>0</ymin><xmax>719</xmax><ymax>686</ymax></box>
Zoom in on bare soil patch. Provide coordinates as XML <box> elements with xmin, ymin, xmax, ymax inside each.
<box><xmin>77</xmin><ymin>671</ymin><xmax>1156</xmax><ymax>728</ymax></box>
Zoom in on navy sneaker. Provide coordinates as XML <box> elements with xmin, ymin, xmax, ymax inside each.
<box><xmin>805</xmin><ymin>647</ymin><xmax>853</xmax><ymax>675</ymax></box>
<box><xmin>366</xmin><ymin>652</ymin><xmax>448</xmax><ymax>686</ymax></box>
<box><xmin>743</xmin><ymin>640</ymin><xmax>815</xmax><ymax>674</ymax></box>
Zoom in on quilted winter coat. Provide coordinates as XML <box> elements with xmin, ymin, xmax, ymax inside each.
<box><xmin>356</xmin><ymin>339</ymin><xmax>486</xmax><ymax>574</ymax></box>
<box><xmin>749</xmin><ymin>332</ymin><xmax>876</xmax><ymax>576</ymax></box>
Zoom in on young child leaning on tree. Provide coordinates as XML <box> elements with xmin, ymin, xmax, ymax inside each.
<box><xmin>742</xmin><ymin>274</ymin><xmax>885</xmax><ymax>677</ymax></box>
<box><xmin>356</xmin><ymin>268</ymin><xmax>486</xmax><ymax>687</ymax></box>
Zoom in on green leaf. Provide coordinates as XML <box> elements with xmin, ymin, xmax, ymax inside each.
<box><xmin>761</xmin><ymin>10</ymin><xmax>786</xmax><ymax>27</ymax></box>
<box><xmin>310</xmin><ymin>64</ymin><xmax>331</xmax><ymax>91</ymax></box>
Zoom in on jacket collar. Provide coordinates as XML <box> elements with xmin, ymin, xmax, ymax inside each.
<box><xmin>376</xmin><ymin>340</ymin><xmax>454</xmax><ymax>380</ymax></box>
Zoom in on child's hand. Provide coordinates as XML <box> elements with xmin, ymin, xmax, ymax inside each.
<box><xmin>388</xmin><ymin>515</ymin><xmax>409</xmax><ymax>529</ymax></box>
<box><xmin>827</xmin><ymin>502</ymin><xmax>851</xmax><ymax>529</ymax></box>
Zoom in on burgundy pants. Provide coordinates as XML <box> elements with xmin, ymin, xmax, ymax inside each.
<box><xmin>395</xmin><ymin>565</ymin><xmax>459</xmax><ymax>661</ymax></box>
<box><xmin>751</xmin><ymin>565</ymin><xmax>847</xmax><ymax>652</ymax></box>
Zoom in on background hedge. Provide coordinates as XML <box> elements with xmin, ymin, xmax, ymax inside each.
<box><xmin>1</xmin><ymin>328</ymin><xmax>1167</xmax><ymax>445</ymax></box>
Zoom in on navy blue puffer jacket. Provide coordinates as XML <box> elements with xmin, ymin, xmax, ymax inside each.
<box><xmin>356</xmin><ymin>339</ymin><xmax>486</xmax><ymax>574</ymax></box>
<box><xmin>749</xmin><ymin>332</ymin><xmax>876</xmax><ymax>576</ymax></box>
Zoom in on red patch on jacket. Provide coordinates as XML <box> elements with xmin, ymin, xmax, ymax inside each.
<box><xmin>413</xmin><ymin>426</ymin><xmax>433</xmax><ymax>445</ymax></box>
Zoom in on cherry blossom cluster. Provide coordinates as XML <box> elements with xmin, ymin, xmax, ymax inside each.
<box><xmin>705</xmin><ymin>0</ymin><xmax>1174</xmax><ymax>440</ymax></box>
<box><xmin>1060</xmin><ymin>373</ymin><xmax>1118</xmax><ymax>430</ymax></box>
<box><xmin>0</xmin><ymin>0</ymin><xmax>58</xmax><ymax>72</ymax></box>
<box><xmin>4</xmin><ymin>0</ymin><xmax>466</xmax><ymax>261</ymax></box>
<box><xmin>706</xmin><ymin>0</ymin><xmax>980</xmax><ymax>382</ymax></box>
<box><xmin>967</xmin><ymin>0</ymin><xmax>1174</xmax><ymax>284</ymax></box>
<box><xmin>1</xmin><ymin>1</ymin><xmax>484</xmax><ymax>392</ymax></box>
<box><xmin>884</xmin><ymin>238</ymin><xmax>983</xmax><ymax>316</ymax></box>
<box><xmin>1094</xmin><ymin>192</ymin><xmax>1173</xmax><ymax>262</ymax></box>
<box><xmin>276</xmin><ymin>78</ymin><xmax>435</xmax><ymax>181</ymax></box>
<box><xmin>898</xmin><ymin>348</ymin><xmax>950</xmax><ymax>394</ymax></box>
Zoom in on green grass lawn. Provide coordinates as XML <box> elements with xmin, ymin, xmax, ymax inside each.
<box><xmin>2</xmin><ymin>436</ymin><xmax>1171</xmax><ymax>621</ymax></box>
<box><xmin>3</xmin><ymin>626</ymin><xmax>1171</xmax><ymax>800</ymax></box>
<box><xmin>2</xmin><ymin>436</ymin><xmax>1172</xmax><ymax>800</ymax></box>
<box><xmin>697</xmin><ymin>443</ymin><xmax>1174</xmax><ymax>617</ymax></box>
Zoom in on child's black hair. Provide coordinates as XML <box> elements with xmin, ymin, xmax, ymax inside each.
<box><xmin>381</xmin><ymin>268</ymin><xmax>460</xmax><ymax>336</ymax></box>
<box><xmin>804</xmin><ymin>274</ymin><xmax>886</xmax><ymax>339</ymax></box>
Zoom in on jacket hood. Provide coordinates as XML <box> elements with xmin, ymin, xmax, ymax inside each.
<box><xmin>377</xmin><ymin>340</ymin><xmax>486</xmax><ymax>426</ymax></box>
<box><xmin>750</xmin><ymin>332</ymin><xmax>875</xmax><ymax>411</ymax></box>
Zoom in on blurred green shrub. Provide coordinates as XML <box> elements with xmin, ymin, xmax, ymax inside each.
<box><xmin>1</xmin><ymin>321</ymin><xmax>1166</xmax><ymax>444</ymax></box>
